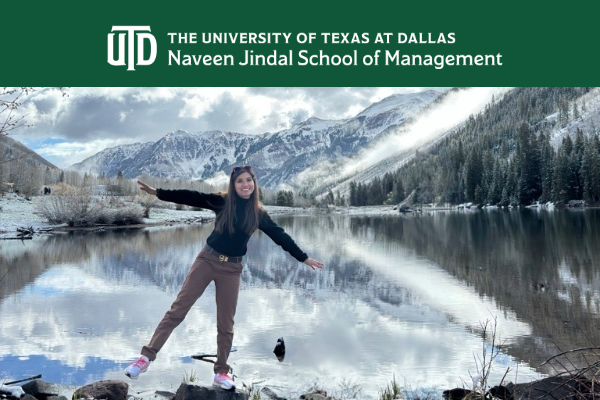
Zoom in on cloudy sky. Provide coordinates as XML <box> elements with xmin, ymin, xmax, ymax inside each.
<box><xmin>9</xmin><ymin>87</ymin><xmax>447</xmax><ymax>169</ymax></box>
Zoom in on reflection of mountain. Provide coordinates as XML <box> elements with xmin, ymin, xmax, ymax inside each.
<box><xmin>4</xmin><ymin>211</ymin><xmax>600</xmax><ymax>381</ymax></box>
<box><xmin>363</xmin><ymin>210</ymin><xmax>600</xmax><ymax>374</ymax></box>
<box><xmin>259</xmin><ymin>213</ymin><xmax>600</xmax><ymax>375</ymax></box>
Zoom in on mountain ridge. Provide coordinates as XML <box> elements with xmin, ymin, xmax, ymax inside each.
<box><xmin>68</xmin><ymin>89</ymin><xmax>444</xmax><ymax>189</ymax></box>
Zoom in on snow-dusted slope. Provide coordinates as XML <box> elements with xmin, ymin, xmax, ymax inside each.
<box><xmin>69</xmin><ymin>90</ymin><xmax>443</xmax><ymax>188</ymax></box>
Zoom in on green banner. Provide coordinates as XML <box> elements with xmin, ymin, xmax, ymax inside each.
<box><xmin>3</xmin><ymin>0</ymin><xmax>599</xmax><ymax>86</ymax></box>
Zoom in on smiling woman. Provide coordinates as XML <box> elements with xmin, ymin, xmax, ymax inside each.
<box><xmin>126</xmin><ymin>166</ymin><xmax>323</xmax><ymax>388</ymax></box>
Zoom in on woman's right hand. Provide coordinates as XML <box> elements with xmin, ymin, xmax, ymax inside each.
<box><xmin>137</xmin><ymin>180</ymin><xmax>157</xmax><ymax>196</ymax></box>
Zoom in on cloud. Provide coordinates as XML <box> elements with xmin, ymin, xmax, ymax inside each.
<box><xmin>10</xmin><ymin>87</ymin><xmax>449</xmax><ymax>168</ymax></box>
<box><xmin>294</xmin><ymin>87</ymin><xmax>511</xmax><ymax>190</ymax></box>
<box><xmin>343</xmin><ymin>87</ymin><xmax>512</xmax><ymax>174</ymax></box>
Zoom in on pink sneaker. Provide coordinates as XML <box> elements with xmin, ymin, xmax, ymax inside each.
<box><xmin>124</xmin><ymin>355</ymin><xmax>150</xmax><ymax>379</ymax></box>
<box><xmin>213</xmin><ymin>372</ymin><xmax>235</xmax><ymax>390</ymax></box>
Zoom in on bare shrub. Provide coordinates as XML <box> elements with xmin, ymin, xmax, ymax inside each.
<box><xmin>108</xmin><ymin>203</ymin><xmax>144</xmax><ymax>225</ymax></box>
<box><xmin>37</xmin><ymin>187</ymin><xmax>100</xmax><ymax>226</ymax></box>
<box><xmin>36</xmin><ymin>188</ymin><xmax>143</xmax><ymax>227</ymax></box>
<box><xmin>137</xmin><ymin>193</ymin><xmax>159</xmax><ymax>218</ymax></box>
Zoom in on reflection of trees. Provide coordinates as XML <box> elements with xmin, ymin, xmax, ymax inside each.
<box><xmin>5</xmin><ymin>211</ymin><xmax>598</xmax><ymax>376</ymax></box>
<box><xmin>0</xmin><ymin>226</ymin><xmax>213</xmax><ymax>299</ymax></box>
<box><xmin>387</xmin><ymin>209</ymin><xmax>600</xmax><ymax>373</ymax></box>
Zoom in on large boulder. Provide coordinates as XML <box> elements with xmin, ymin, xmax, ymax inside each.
<box><xmin>174</xmin><ymin>383</ymin><xmax>246</xmax><ymax>400</ymax></box>
<box><xmin>72</xmin><ymin>380</ymin><xmax>128</xmax><ymax>400</ymax></box>
<box><xmin>21</xmin><ymin>380</ymin><xmax>61</xmax><ymax>399</ymax></box>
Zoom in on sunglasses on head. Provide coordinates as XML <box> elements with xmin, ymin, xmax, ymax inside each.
<box><xmin>231</xmin><ymin>165</ymin><xmax>253</xmax><ymax>175</ymax></box>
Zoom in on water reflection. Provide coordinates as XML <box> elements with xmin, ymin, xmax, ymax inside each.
<box><xmin>1</xmin><ymin>210</ymin><xmax>599</xmax><ymax>398</ymax></box>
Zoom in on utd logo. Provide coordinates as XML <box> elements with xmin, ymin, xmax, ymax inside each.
<box><xmin>108</xmin><ymin>26</ymin><xmax>157</xmax><ymax>71</ymax></box>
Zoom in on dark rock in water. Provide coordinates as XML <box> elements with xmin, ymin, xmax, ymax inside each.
<box><xmin>174</xmin><ymin>383</ymin><xmax>245</xmax><ymax>400</ymax></box>
<box><xmin>21</xmin><ymin>380</ymin><xmax>60</xmax><ymax>399</ymax></box>
<box><xmin>300</xmin><ymin>390</ymin><xmax>333</xmax><ymax>400</ymax></box>
<box><xmin>488</xmin><ymin>385</ymin><xmax>513</xmax><ymax>400</ymax></box>
<box><xmin>273</xmin><ymin>337</ymin><xmax>285</xmax><ymax>362</ymax></box>
<box><xmin>442</xmin><ymin>388</ymin><xmax>473</xmax><ymax>400</ymax></box>
<box><xmin>504</xmin><ymin>376</ymin><xmax>593</xmax><ymax>400</ymax></box>
<box><xmin>72</xmin><ymin>380</ymin><xmax>128</xmax><ymax>400</ymax></box>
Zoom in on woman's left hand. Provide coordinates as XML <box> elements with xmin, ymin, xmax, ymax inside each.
<box><xmin>304</xmin><ymin>258</ymin><xmax>324</xmax><ymax>270</ymax></box>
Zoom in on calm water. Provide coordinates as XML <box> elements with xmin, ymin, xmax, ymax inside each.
<box><xmin>1</xmin><ymin>210</ymin><xmax>600</xmax><ymax>399</ymax></box>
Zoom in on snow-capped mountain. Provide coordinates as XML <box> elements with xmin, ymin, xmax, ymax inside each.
<box><xmin>69</xmin><ymin>90</ymin><xmax>442</xmax><ymax>189</ymax></box>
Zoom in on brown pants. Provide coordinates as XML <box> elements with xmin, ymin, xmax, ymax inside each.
<box><xmin>141</xmin><ymin>247</ymin><xmax>243</xmax><ymax>373</ymax></box>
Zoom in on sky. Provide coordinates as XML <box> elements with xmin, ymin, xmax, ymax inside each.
<box><xmin>9</xmin><ymin>87</ymin><xmax>449</xmax><ymax>169</ymax></box>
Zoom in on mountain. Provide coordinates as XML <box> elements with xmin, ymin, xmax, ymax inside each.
<box><xmin>352</xmin><ymin>87</ymin><xmax>600</xmax><ymax>207</ymax></box>
<box><xmin>0</xmin><ymin>134</ymin><xmax>59</xmax><ymax>170</ymax></box>
<box><xmin>68</xmin><ymin>90</ymin><xmax>443</xmax><ymax>189</ymax></box>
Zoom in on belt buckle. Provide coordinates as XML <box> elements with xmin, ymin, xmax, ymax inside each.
<box><xmin>219</xmin><ymin>254</ymin><xmax>228</xmax><ymax>262</ymax></box>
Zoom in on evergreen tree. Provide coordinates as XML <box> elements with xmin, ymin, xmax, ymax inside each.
<box><xmin>285</xmin><ymin>191</ymin><xmax>294</xmax><ymax>207</ymax></box>
<box><xmin>481</xmin><ymin>150</ymin><xmax>494</xmax><ymax>204</ymax></box>
<box><xmin>367</xmin><ymin>177</ymin><xmax>384</xmax><ymax>205</ymax></box>
<box><xmin>504</xmin><ymin>160</ymin><xmax>518</xmax><ymax>206</ymax></box>
<box><xmin>538</xmin><ymin>131</ymin><xmax>555</xmax><ymax>203</ymax></box>
<box><xmin>553</xmin><ymin>144</ymin><xmax>575</xmax><ymax>203</ymax></box>
<box><xmin>349</xmin><ymin>181</ymin><xmax>357</xmax><ymax>206</ymax></box>
<box><xmin>276</xmin><ymin>190</ymin><xmax>287</xmax><ymax>206</ymax></box>
<box><xmin>573</xmin><ymin>128</ymin><xmax>585</xmax><ymax>199</ymax></box>
<box><xmin>516</xmin><ymin>123</ymin><xmax>541</xmax><ymax>205</ymax></box>
<box><xmin>382</xmin><ymin>173</ymin><xmax>394</xmax><ymax>198</ymax></box>
<box><xmin>326</xmin><ymin>190</ymin><xmax>334</xmax><ymax>205</ymax></box>
<box><xmin>390</xmin><ymin>178</ymin><xmax>405</xmax><ymax>204</ymax></box>
<box><xmin>488</xmin><ymin>159</ymin><xmax>504</xmax><ymax>205</ymax></box>
<box><xmin>581</xmin><ymin>137</ymin><xmax>600</xmax><ymax>203</ymax></box>
<box><xmin>464</xmin><ymin>146</ymin><xmax>483</xmax><ymax>201</ymax></box>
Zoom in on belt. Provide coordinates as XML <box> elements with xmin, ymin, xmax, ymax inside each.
<box><xmin>204</xmin><ymin>245</ymin><xmax>243</xmax><ymax>263</ymax></box>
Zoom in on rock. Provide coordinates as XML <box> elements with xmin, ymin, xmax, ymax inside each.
<box><xmin>273</xmin><ymin>338</ymin><xmax>285</xmax><ymax>362</ymax></box>
<box><xmin>260</xmin><ymin>387</ymin><xmax>287</xmax><ymax>400</ymax></box>
<box><xmin>72</xmin><ymin>380</ymin><xmax>128</xmax><ymax>400</ymax></box>
<box><xmin>47</xmin><ymin>396</ymin><xmax>69</xmax><ymax>400</ymax></box>
<box><xmin>154</xmin><ymin>391</ymin><xmax>177</xmax><ymax>400</ymax></box>
<box><xmin>174</xmin><ymin>383</ymin><xmax>245</xmax><ymax>400</ymax></box>
<box><xmin>299</xmin><ymin>391</ymin><xmax>332</xmax><ymax>400</ymax></box>
<box><xmin>504</xmin><ymin>376</ymin><xmax>593</xmax><ymax>400</ymax></box>
<box><xmin>21</xmin><ymin>380</ymin><xmax>60</xmax><ymax>399</ymax></box>
<box><xmin>22</xmin><ymin>395</ymin><xmax>38</xmax><ymax>400</ymax></box>
<box><xmin>0</xmin><ymin>384</ymin><xmax>26</xmax><ymax>399</ymax></box>
<box><xmin>442</xmin><ymin>389</ymin><xmax>473</xmax><ymax>400</ymax></box>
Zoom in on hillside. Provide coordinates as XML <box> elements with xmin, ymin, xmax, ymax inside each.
<box><xmin>347</xmin><ymin>87</ymin><xmax>600</xmax><ymax>207</ymax></box>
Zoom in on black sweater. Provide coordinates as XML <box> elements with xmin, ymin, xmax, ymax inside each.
<box><xmin>156</xmin><ymin>188</ymin><xmax>308</xmax><ymax>262</ymax></box>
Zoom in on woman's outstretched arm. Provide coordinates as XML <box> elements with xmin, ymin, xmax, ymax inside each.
<box><xmin>137</xmin><ymin>180</ymin><xmax>157</xmax><ymax>196</ymax></box>
<box><xmin>303</xmin><ymin>257</ymin><xmax>324</xmax><ymax>270</ymax></box>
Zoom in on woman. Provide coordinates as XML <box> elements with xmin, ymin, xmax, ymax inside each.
<box><xmin>124</xmin><ymin>165</ymin><xmax>323</xmax><ymax>390</ymax></box>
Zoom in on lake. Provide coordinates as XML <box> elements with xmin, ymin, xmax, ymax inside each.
<box><xmin>1</xmin><ymin>209</ymin><xmax>599</xmax><ymax>399</ymax></box>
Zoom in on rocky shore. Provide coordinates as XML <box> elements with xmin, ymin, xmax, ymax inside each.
<box><xmin>0</xmin><ymin>378</ymin><xmax>333</xmax><ymax>400</ymax></box>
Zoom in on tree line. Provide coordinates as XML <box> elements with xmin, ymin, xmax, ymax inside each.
<box><xmin>333</xmin><ymin>88</ymin><xmax>600</xmax><ymax>207</ymax></box>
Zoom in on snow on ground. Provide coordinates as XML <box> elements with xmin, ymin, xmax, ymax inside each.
<box><xmin>0</xmin><ymin>193</ymin><xmax>56</xmax><ymax>235</ymax></box>
<box><xmin>1</xmin><ymin>193</ymin><xmax>394</xmax><ymax>238</ymax></box>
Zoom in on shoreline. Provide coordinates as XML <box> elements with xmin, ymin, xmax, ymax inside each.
<box><xmin>0</xmin><ymin>193</ymin><xmax>396</xmax><ymax>239</ymax></box>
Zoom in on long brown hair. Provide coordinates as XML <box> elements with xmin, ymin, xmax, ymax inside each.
<box><xmin>215</xmin><ymin>166</ymin><xmax>261</xmax><ymax>235</ymax></box>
